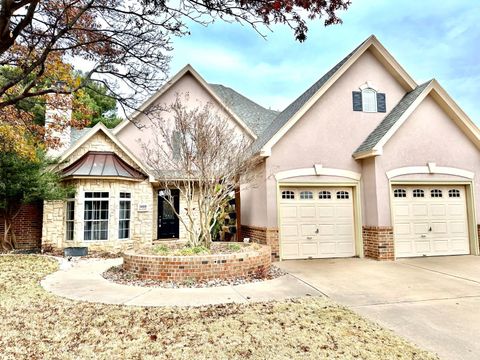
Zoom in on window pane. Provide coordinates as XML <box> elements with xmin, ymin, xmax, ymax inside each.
<box><xmin>413</xmin><ymin>189</ymin><xmax>424</xmax><ymax>198</ymax></box>
<box><xmin>119</xmin><ymin>195</ymin><xmax>131</xmax><ymax>239</ymax></box>
<box><xmin>336</xmin><ymin>191</ymin><xmax>349</xmax><ymax>199</ymax></box>
<box><xmin>84</xmin><ymin>199</ymin><xmax>109</xmax><ymax>241</ymax></box>
<box><xmin>319</xmin><ymin>191</ymin><xmax>331</xmax><ymax>199</ymax></box>
<box><xmin>362</xmin><ymin>88</ymin><xmax>377</xmax><ymax>112</ymax></box>
<box><xmin>300</xmin><ymin>191</ymin><xmax>313</xmax><ymax>200</ymax></box>
<box><xmin>281</xmin><ymin>191</ymin><xmax>295</xmax><ymax>199</ymax></box>
<box><xmin>449</xmin><ymin>189</ymin><xmax>460</xmax><ymax>198</ymax></box>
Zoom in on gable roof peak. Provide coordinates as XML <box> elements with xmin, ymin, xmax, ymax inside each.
<box><xmin>252</xmin><ymin>35</ymin><xmax>418</xmax><ymax>156</ymax></box>
<box><xmin>354</xmin><ymin>78</ymin><xmax>480</xmax><ymax>159</ymax></box>
<box><xmin>113</xmin><ymin>63</ymin><xmax>258</xmax><ymax>139</ymax></box>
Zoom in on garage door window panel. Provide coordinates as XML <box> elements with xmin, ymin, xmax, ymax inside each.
<box><xmin>431</xmin><ymin>189</ymin><xmax>443</xmax><ymax>198</ymax></box>
<box><xmin>413</xmin><ymin>189</ymin><xmax>424</xmax><ymax>198</ymax></box>
<box><xmin>336</xmin><ymin>191</ymin><xmax>349</xmax><ymax>199</ymax></box>
<box><xmin>319</xmin><ymin>191</ymin><xmax>332</xmax><ymax>199</ymax></box>
<box><xmin>300</xmin><ymin>191</ymin><xmax>313</xmax><ymax>200</ymax></box>
<box><xmin>394</xmin><ymin>189</ymin><xmax>407</xmax><ymax>198</ymax></box>
<box><xmin>282</xmin><ymin>190</ymin><xmax>295</xmax><ymax>199</ymax></box>
<box><xmin>449</xmin><ymin>189</ymin><xmax>460</xmax><ymax>198</ymax></box>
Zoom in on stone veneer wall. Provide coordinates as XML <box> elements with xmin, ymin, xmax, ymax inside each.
<box><xmin>241</xmin><ymin>225</ymin><xmax>279</xmax><ymax>260</ymax></box>
<box><xmin>123</xmin><ymin>243</ymin><xmax>271</xmax><ymax>281</ymax></box>
<box><xmin>0</xmin><ymin>202</ymin><xmax>43</xmax><ymax>250</ymax></box>
<box><xmin>362</xmin><ymin>226</ymin><xmax>394</xmax><ymax>260</ymax></box>
<box><xmin>42</xmin><ymin>178</ymin><xmax>154</xmax><ymax>252</ymax></box>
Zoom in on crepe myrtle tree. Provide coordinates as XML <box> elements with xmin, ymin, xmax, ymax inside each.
<box><xmin>143</xmin><ymin>95</ymin><xmax>257</xmax><ymax>248</ymax></box>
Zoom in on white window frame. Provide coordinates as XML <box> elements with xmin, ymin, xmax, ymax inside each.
<box><xmin>118</xmin><ymin>192</ymin><xmax>131</xmax><ymax>240</ymax></box>
<box><xmin>65</xmin><ymin>199</ymin><xmax>75</xmax><ymax>241</ymax></box>
<box><xmin>362</xmin><ymin>87</ymin><xmax>377</xmax><ymax>113</ymax></box>
<box><xmin>83</xmin><ymin>191</ymin><xmax>110</xmax><ymax>241</ymax></box>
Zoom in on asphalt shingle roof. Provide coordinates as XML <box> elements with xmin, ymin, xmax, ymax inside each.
<box><xmin>353</xmin><ymin>81</ymin><xmax>431</xmax><ymax>155</ymax></box>
<box><xmin>251</xmin><ymin>39</ymin><xmax>368</xmax><ymax>153</ymax></box>
<box><xmin>209</xmin><ymin>84</ymin><xmax>279</xmax><ymax>136</ymax></box>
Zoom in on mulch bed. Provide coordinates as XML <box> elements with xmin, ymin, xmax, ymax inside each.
<box><xmin>102</xmin><ymin>264</ymin><xmax>286</xmax><ymax>288</ymax></box>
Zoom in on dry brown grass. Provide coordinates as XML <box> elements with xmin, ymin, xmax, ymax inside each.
<box><xmin>0</xmin><ymin>255</ymin><xmax>439</xmax><ymax>360</ymax></box>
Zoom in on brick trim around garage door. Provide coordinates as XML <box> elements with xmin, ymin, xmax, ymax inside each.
<box><xmin>362</xmin><ymin>225</ymin><xmax>394</xmax><ymax>260</ymax></box>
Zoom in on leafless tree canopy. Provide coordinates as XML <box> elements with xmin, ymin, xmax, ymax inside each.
<box><xmin>0</xmin><ymin>0</ymin><xmax>350</xmax><ymax>113</ymax></box>
<box><xmin>143</xmin><ymin>95</ymin><xmax>257</xmax><ymax>247</ymax></box>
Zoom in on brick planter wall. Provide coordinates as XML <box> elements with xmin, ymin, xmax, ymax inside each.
<box><xmin>0</xmin><ymin>202</ymin><xmax>43</xmax><ymax>250</ymax></box>
<box><xmin>241</xmin><ymin>225</ymin><xmax>279</xmax><ymax>260</ymax></box>
<box><xmin>363</xmin><ymin>226</ymin><xmax>394</xmax><ymax>260</ymax></box>
<box><xmin>123</xmin><ymin>243</ymin><xmax>271</xmax><ymax>281</ymax></box>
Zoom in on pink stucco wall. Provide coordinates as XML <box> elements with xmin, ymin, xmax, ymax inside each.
<box><xmin>256</xmin><ymin>49</ymin><xmax>408</xmax><ymax>228</ymax></box>
<box><xmin>243</xmin><ymin>49</ymin><xmax>480</xmax><ymax>232</ymax></box>
<box><xmin>240</xmin><ymin>162</ymin><xmax>268</xmax><ymax>226</ymax></box>
<box><xmin>116</xmin><ymin>72</ymin><xmax>251</xmax><ymax>161</ymax></box>
<box><xmin>266</xmin><ymin>50</ymin><xmax>407</xmax><ymax>175</ymax></box>
<box><xmin>376</xmin><ymin>94</ymin><xmax>480</xmax><ymax>225</ymax></box>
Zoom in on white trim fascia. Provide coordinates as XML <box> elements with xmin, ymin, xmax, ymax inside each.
<box><xmin>58</xmin><ymin>123</ymin><xmax>155</xmax><ymax>182</ymax></box>
<box><xmin>275</xmin><ymin>165</ymin><xmax>361</xmax><ymax>181</ymax></box>
<box><xmin>352</xmin><ymin>148</ymin><xmax>383</xmax><ymax>160</ymax></box>
<box><xmin>429</xmin><ymin>79</ymin><xmax>480</xmax><ymax>147</ymax></box>
<box><xmin>386</xmin><ymin>165</ymin><xmax>474</xmax><ymax>180</ymax></box>
<box><xmin>113</xmin><ymin>65</ymin><xmax>257</xmax><ymax>140</ymax></box>
<box><xmin>360</xmin><ymin>80</ymin><xmax>480</xmax><ymax>160</ymax></box>
<box><xmin>259</xmin><ymin>35</ymin><xmax>418</xmax><ymax>156</ymax></box>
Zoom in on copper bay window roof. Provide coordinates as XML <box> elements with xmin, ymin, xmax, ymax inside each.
<box><xmin>62</xmin><ymin>151</ymin><xmax>146</xmax><ymax>180</ymax></box>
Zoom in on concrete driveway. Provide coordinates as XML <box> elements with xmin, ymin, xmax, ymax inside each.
<box><xmin>277</xmin><ymin>255</ymin><xmax>480</xmax><ymax>360</ymax></box>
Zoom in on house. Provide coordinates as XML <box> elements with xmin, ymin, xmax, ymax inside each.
<box><xmin>41</xmin><ymin>65</ymin><xmax>278</xmax><ymax>252</ymax></box>
<box><xmin>39</xmin><ymin>35</ymin><xmax>480</xmax><ymax>261</ymax></box>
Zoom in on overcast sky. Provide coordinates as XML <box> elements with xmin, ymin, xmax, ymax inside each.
<box><xmin>167</xmin><ymin>0</ymin><xmax>480</xmax><ymax>123</ymax></box>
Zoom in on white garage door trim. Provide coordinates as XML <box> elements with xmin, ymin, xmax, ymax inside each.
<box><xmin>392</xmin><ymin>184</ymin><xmax>471</xmax><ymax>258</ymax></box>
<box><xmin>278</xmin><ymin>185</ymin><xmax>358</xmax><ymax>260</ymax></box>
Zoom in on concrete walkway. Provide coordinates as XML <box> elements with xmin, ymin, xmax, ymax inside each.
<box><xmin>277</xmin><ymin>256</ymin><xmax>480</xmax><ymax>360</ymax></box>
<box><xmin>41</xmin><ymin>258</ymin><xmax>322</xmax><ymax>307</ymax></box>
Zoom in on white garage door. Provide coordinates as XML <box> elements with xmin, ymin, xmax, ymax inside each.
<box><xmin>392</xmin><ymin>185</ymin><xmax>470</xmax><ymax>258</ymax></box>
<box><xmin>279</xmin><ymin>187</ymin><xmax>355</xmax><ymax>260</ymax></box>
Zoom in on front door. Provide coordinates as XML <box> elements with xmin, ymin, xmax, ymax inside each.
<box><xmin>157</xmin><ymin>189</ymin><xmax>180</xmax><ymax>239</ymax></box>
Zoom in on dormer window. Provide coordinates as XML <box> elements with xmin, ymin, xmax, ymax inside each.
<box><xmin>352</xmin><ymin>82</ymin><xmax>386</xmax><ymax>113</ymax></box>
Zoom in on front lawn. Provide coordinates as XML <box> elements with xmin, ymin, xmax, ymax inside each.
<box><xmin>0</xmin><ymin>255</ymin><xmax>438</xmax><ymax>360</ymax></box>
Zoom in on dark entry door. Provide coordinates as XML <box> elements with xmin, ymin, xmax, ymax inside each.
<box><xmin>157</xmin><ymin>189</ymin><xmax>180</xmax><ymax>239</ymax></box>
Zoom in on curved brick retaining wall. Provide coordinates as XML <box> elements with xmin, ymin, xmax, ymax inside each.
<box><xmin>123</xmin><ymin>243</ymin><xmax>271</xmax><ymax>281</ymax></box>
